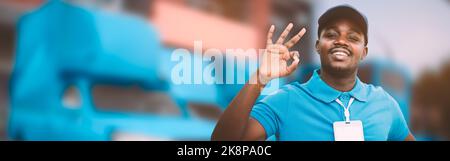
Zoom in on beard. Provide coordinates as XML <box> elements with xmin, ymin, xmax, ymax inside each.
<box><xmin>318</xmin><ymin>44</ymin><xmax>362</xmax><ymax>78</ymax></box>
<box><xmin>320</xmin><ymin>58</ymin><xmax>358</xmax><ymax>78</ymax></box>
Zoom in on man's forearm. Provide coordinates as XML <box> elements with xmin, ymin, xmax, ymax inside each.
<box><xmin>211</xmin><ymin>74</ymin><xmax>265</xmax><ymax>141</ymax></box>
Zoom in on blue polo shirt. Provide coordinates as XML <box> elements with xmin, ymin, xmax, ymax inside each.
<box><xmin>250</xmin><ymin>69</ymin><xmax>410</xmax><ymax>141</ymax></box>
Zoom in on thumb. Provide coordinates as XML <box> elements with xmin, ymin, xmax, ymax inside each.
<box><xmin>286</xmin><ymin>51</ymin><xmax>300</xmax><ymax>74</ymax></box>
<box><xmin>290</xmin><ymin>51</ymin><xmax>300</xmax><ymax>60</ymax></box>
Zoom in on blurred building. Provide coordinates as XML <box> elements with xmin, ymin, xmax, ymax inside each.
<box><xmin>0</xmin><ymin>0</ymin><xmax>314</xmax><ymax>140</ymax></box>
<box><xmin>0</xmin><ymin>0</ymin><xmax>449</xmax><ymax>140</ymax></box>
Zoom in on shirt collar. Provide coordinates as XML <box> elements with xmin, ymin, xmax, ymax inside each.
<box><xmin>302</xmin><ymin>69</ymin><xmax>368</xmax><ymax>103</ymax></box>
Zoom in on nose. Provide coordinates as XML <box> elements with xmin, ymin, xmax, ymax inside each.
<box><xmin>333</xmin><ymin>36</ymin><xmax>349</xmax><ymax>47</ymax></box>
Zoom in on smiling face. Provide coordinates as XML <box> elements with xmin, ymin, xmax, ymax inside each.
<box><xmin>316</xmin><ymin>19</ymin><xmax>368</xmax><ymax>77</ymax></box>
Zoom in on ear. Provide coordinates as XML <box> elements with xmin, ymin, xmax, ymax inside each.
<box><xmin>315</xmin><ymin>40</ymin><xmax>320</xmax><ymax>54</ymax></box>
<box><xmin>361</xmin><ymin>46</ymin><xmax>368</xmax><ymax>60</ymax></box>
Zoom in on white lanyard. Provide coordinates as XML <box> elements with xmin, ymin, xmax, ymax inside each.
<box><xmin>335</xmin><ymin>97</ymin><xmax>355</xmax><ymax>123</ymax></box>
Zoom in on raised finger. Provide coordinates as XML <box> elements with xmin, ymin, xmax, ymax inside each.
<box><xmin>275</xmin><ymin>23</ymin><xmax>293</xmax><ymax>45</ymax></box>
<box><xmin>284</xmin><ymin>28</ymin><xmax>306</xmax><ymax>49</ymax></box>
<box><xmin>266</xmin><ymin>25</ymin><xmax>275</xmax><ymax>46</ymax></box>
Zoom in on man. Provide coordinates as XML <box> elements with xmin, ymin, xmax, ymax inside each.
<box><xmin>211</xmin><ymin>5</ymin><xmax>415</xmax><ymax>141</ymax></box>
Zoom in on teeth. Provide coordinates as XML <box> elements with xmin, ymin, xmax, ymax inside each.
<box><xmin>332</xmin><ymin>51</ymin><xmax>349</xmax><ymax>60</ymax></box>
<box><xmin>333</xmin><ymin>51</ymin><xmax>348</xmax><ymax>56</ymax></box>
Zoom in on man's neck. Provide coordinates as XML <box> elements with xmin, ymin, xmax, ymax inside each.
<box><xmin>319</xmin><ymin>69</ymin><xmax>357</xmax><ymax>92</ymax></box>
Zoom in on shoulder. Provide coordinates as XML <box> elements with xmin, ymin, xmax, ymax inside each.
<box><xmin>364</xmin><ymin>83</ymin><xmax>401</xmax><ymax>111</ymax></box>
<box><xmin>261</xmin><ymin>83</ymin><xmax>297</xmax><ymax>101</ymax></box>
<box><xmin>258</xmin><ymin>82</ymin><xmax>302</xmax><ymax>108</ymax></box>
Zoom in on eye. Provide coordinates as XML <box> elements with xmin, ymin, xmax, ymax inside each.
<box><xmin>348</xmin><ymin>35</ymin><xmax>361</xmax><ymax>42</ymax></box>
<box><xmin>324</xmin><ymin>31</ymin><xmax>338</xmax><ymax>38</ymax></box>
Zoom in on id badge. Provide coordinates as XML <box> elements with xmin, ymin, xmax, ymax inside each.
<box><xmin>333</xmin><ymin>120</ymin><xmax>364</xmax><ymax>141</ymax></box>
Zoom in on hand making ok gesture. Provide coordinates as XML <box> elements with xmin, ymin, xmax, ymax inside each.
<box><xmin>258</xmin><ymin>23</ymin><xmax>307</xmax><ymax>84</ymax></box>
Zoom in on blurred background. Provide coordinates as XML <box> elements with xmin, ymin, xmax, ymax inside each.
<box><xmin>0</xmin><ymin>0</ymin><xmax>448</xmax><ymax>141</ymax></box>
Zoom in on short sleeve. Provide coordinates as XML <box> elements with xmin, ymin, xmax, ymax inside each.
<box><xmin>251</xmin><ymin>103</ymin><xmax>279</xmax><ymax>138</ymax></box>
<box><xmin>250</xmin><ymin>88</ymin><xmax>289</xmax><ymax>139</ymax></box>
